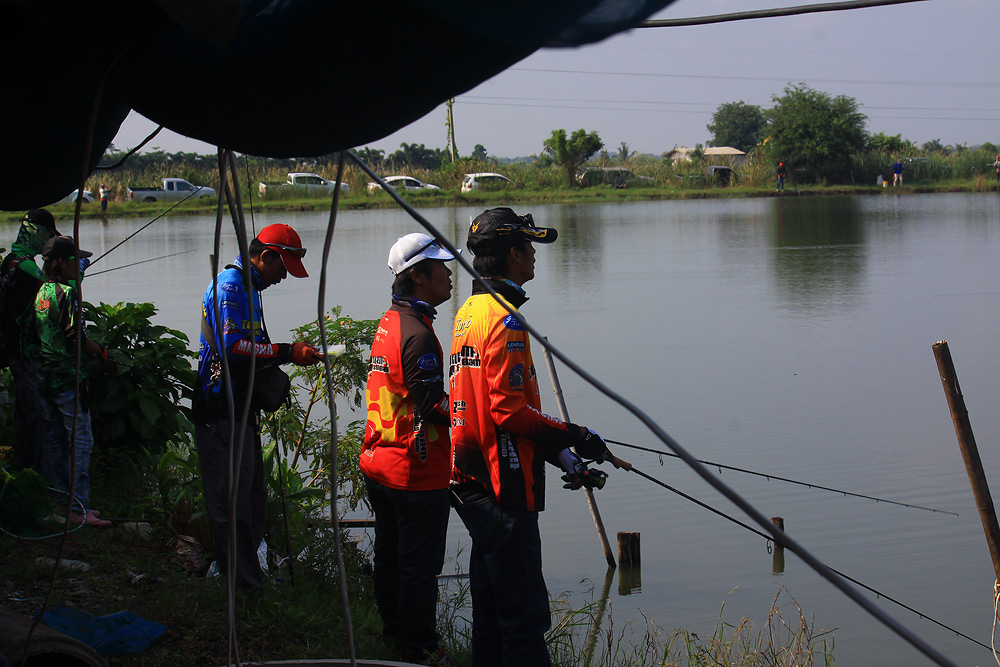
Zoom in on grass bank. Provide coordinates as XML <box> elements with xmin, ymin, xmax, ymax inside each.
<box><xmin>2</xmin><ymin>180</ymin><xmax>993</xmax><ymax>225</ymax></box>
<box><xmin>1</xmin><ymin>523</ymin><xmax>834</xmax><ymax>666</ymax></box>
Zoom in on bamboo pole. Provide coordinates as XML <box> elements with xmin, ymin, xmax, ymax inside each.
<box><xmin>932</xmin><ymin>340</ymin><xmax>1000</xmax><ymax>582</ymax></box>
<box><xmin>542</xmin><ymin>345</ymin><xmax>616</xmax><ymax>568</ymax></box>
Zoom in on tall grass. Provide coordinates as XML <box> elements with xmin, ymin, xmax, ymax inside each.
<box><xmin>435</xmin><ymin>577</ymin><xmax>835</xmax><ymax>667</ymax></box>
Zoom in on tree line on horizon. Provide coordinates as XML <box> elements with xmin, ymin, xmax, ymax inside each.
<box><xmin>95</xmin><ymin>83</ymin><xmax>998</xmax><ymax>191</ymax></box>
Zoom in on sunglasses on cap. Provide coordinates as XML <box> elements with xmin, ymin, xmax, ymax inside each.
<box><xmin>404</xmin><ymin>237</ymin><xmax>441</xmax><ymax>263</ymax></box>
<box><xmin>265</xmin><ymin>243</ymin><xmax>307</xmax><ymax>259</ymax></box>
<box><xmin>492</xmin><ymin>213</ymin><xmax>549</xmax><ymax>240</ymax></box>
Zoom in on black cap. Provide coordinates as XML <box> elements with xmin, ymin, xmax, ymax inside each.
<box><xmin>41</xmin><ymin>236</ymin><xmax>92</xmax><ymax>261</ymax></box>
<box><xmin>467</xmin><ymin>207</ymin><xmax>557</xmax><ymax>256</ymax></box>
<box><xmin>23</xmin><ymin>208</ymin><xmax>59</xmax><ymax>235</ymax></box>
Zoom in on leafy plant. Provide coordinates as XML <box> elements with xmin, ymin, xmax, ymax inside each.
<box><xmin>83</xmin><ymin>301</ymin><xmax>196</xmax><ymax>510</ymax></box>
<box><xmin>261</xmin><ymin>306</ymin><xmax>378</xmax><ymax>516</ymax></box>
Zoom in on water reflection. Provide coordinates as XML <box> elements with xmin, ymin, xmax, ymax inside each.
<box><xmin>768</xmin><ymin>197</ymin><xmax>867</xmax><ymax>316</ymax></box>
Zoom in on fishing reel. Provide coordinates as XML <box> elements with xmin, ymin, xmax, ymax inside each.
<box><xmin>561</xmin><ymin>460</ymin><xmax>608</xmax><ymax>491</ymax></box>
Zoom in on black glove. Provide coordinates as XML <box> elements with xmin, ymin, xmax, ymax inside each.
<box><xmin>575</xmin><ymin>427</ymin><xmax>611</xmax><ymax>463</ymax></box>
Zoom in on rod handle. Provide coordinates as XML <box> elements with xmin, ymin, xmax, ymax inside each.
<box><xmin>607</xmin><ymin>454</ymin><xmax>633</xmax><ymax>471</ymax></box>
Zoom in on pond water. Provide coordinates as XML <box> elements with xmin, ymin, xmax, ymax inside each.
<box><xmin>13</xmin><ymin>192</ymin><xmax>1000</xmax><ymax>665</ymax></box>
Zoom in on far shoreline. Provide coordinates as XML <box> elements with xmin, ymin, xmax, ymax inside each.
<box><xmin>0</xmin><ymin>182</ymin><xmax>991</xmax><ymax>224</ymax></box>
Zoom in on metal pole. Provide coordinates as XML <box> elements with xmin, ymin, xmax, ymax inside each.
<box><xmin>542</xmin><ymin>345</ymin><xmax>616</xmax><ymax>568</ymax></box>
<box><xmin>932</xmin><ymin>340</ymin><xmax>1000</xmax><ymax>582</ymax></box>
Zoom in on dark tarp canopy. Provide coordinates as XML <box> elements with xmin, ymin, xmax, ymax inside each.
<box><xmin>0</xmin><ymin>0</ymin><xmax>673</xmax><ymax>210</ymax></box>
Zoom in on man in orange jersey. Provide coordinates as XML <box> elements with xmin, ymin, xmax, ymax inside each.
<box><xmin>360</xmin><ymin>232</ymin><xmax>459</xmax><ymax>665</ymax></box>
<box><xmin>449</xmin><ymin>207</ymin><xmax>611</xmax><ymax>666</ymax></box>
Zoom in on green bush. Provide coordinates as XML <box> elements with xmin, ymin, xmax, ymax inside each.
<box><xmin>84</xmin><ymin>301</ymin><xmax>196</xmax><ymax>511</ymax></box>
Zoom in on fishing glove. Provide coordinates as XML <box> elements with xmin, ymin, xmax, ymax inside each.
<box><xmin>291</xmin><ymin>342</ymin><xmax>322</xmax><ymax>366</ymax></box>
<box><xmin>558</xmin><ymin>447</ymin><xmax>607</xmax><ymax>491</ymax></box>
<box><xmin>576</xmin><ymin>427</ymin><xmax>611</xmax><ymax>463</ymax></box>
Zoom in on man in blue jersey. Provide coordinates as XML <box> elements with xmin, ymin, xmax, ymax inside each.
<box><xmin>193</xmin><ymin>223</ymin><xmax>322</xmax><ymax>589</ymax></box>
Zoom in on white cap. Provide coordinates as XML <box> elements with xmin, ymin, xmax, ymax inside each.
<box><xmin>387</xmin><ymin>232</ymin><xmax>459</xmax><ymax>275</ymax></box>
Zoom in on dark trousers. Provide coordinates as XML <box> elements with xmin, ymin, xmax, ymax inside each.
<box><xmin>455</xmin><ymin>495</ymin><xmax>551</xmax><ymax>667</ymax></box>
<box><xmin>364</xmin><ymin>475</ymin><xmax>450</xmax><ymax>662</ymax></box>
<box><xmin>195</xmin><ymin>416</ymin><xmax>266</xmax><ymax>589</ymax></box>
<box><xmin>9</xmin><ymin>356</ymin><xmax>47</xmax><ymax>474</ymax></box>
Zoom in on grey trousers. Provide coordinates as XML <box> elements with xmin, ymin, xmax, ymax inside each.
<box><xmin>195</xmin><ymin>415</ymin><xmax>267</xmax><ymax>589</ymax></box>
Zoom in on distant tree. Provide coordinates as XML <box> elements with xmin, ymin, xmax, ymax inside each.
<box><xmin>354</xmin><ymin>147</ymin><xmax>385</xmax><ymax>169</ymax></box>
<box><xmin>868</xmin><ymin>132</ymin><xmax>914</xmax><ymax>154</ymax></box>
<box><xmin>543</xmin><ymin>128</ymin><xmax>603</xmax><ymax>188</ymax></box>
<box><xmin>617</xmin><ymin>142</ymin><xmax>635</xmax><ymax>163</ymax></box>
<box><xmin>470</xmin><ymin>144</ymin><xmax>488</xmax><ymax>161</ymax></box>
<box><xmin>922</xmin><ymin>138</ymin><xmax>945</xmax><ymax>154</ymax></box>
<box><xmin>764</xmin><ymin>84</ymin><xmax>867</xmax><ymax>183</ymax></box>
<box><xmin>980</xmin><ymin>142</ymin><xmax>999</xmax><ymax>156</ymax></box>
<box><xmin>689</xmin><ymin>143</ymin><xmax>706</xmax><ymax>163</ymax></box>
<box><xmin>707</xmin><ymin>101</ymin><xmax>765</xmax><ymax>153</ymax></box>
<box><xmin>388</xmin><ymin>142</ymin><xmax>445</xmax><ymax>170</ymax></box>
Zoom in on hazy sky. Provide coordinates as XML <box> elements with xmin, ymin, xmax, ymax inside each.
<box><xmin>113</xmin><ymin>0</ymin><xmax>999</xmax><ymax>159</ymax></box>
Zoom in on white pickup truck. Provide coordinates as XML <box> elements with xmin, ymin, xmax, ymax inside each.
<box><xmin>128</xmin><ymin>178</ymin><xmax>217</xmax><ymax>203</ymax></box>
<box><xmin>258</xmin><ymin>172</ymin><xmax>349</xmax><ymax>196</ymax></box>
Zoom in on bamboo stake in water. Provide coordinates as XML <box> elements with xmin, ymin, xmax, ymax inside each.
<box><xmin>932</xmin><ymin>340</ymin><xmax>1000</xmax><ymax>582</ymax></box>
<box><xmin>542</xmin><ymin>344</ymin><xmax>616</xmax><ymax>568</ymax></box>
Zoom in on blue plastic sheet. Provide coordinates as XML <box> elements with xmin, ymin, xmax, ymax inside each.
<box><xmin>39</xmin><ymin>607</ymin><xmax>167</xmax><ymax>657</ymax></box>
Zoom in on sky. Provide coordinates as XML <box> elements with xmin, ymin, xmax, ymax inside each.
<box><xmin>112</xmin><ymin>0</ymin><xmax>1000</xmax><ymax>160</ymax></box>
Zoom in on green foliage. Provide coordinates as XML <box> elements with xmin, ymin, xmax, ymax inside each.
<box><xmin>867</xmin><ymin>132</ymin><xmax>915</xmax><ymax>154</ymax></box>
<box><xmin>261</xmin><ymin>306</ymin><xmax>379</xmax><ymax>516</ymax></box>
<box><xmin>764</xmin><ymin>84</ymin><xmax>867</xmax><ymax>183</ymax></box>
<box><xmin>83</xmin><ymin>301</ymin><xmax>196</xmax><ymax>509</ymax></box>
<box><xmin>922</xmin><ymin>138</ymin><xmax>945</xmax><ymax>153</ymax></box>
<box><xmin>0</xmin><ymin>467</ymin><xmax>54</xmax><ymax>536</ymax></box>
<box><xmin>543</xmin><ymin>128</ymin><xmax>604</xmax><ymax>188</ymax></box>
<box><xmin>470</xmin><ymin>144</ymin><xmax>489</xmax><ymax>161</ymax></box>
<box><xmin>707</xmin><ymin>101</ymin><xmax>766</xmax><ymax>153</ymax></box>
<box><xmin>387</xmin><ymin>142</ymin><xmax>447</xmax><ymax>170</ymax></box>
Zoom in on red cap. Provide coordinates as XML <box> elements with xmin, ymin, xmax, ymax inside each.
<box><xmin>257</xmin><ymin>224</ymin><xmax>308</xmax><ymax>278</ymax></box>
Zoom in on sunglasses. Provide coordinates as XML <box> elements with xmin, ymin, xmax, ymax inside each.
<box><xmin>265</xmin><ymin>243</ymin><xmax>306</xmax><ymax>259</ymax></box>
<box><xmin>404</xmin><ymin>237</ymin><xmax>441</xmax><ymax>263</ymax></box>
<box><xmin>492</xmin><ymin>213</ymin><xmax>549</xmax><ymax>240</ymax></box>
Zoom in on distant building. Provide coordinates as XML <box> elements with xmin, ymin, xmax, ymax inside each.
<box><xmin>664</xmin><ymin>146</ymin><xmax>747</xmax><ymax>165</ymax></box>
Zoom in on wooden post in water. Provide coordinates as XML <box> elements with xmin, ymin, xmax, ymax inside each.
<box><xmin>771</xmin><ymin>517</ymin><xmax>785</xmax><ymax>574</ymax></box>
<box><xmin>933</xmin><ymin>340</ymin><xmax>1000</xmax><ymax>582</ymax></box>
<box><xmin>542</xmin><ymin>345</ymin><xmax>617</xmax><ymax>568</ymax></box>
<box><xmin>618</xmin><ymin>531</ymin><xmax>641</xmax><ymax>566</ymax></box>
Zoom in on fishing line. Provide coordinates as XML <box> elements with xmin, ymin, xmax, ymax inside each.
<box><xmin>84</xmin><ymin>248</ymin><xmax>197</xmax><ymax>277</ymax></box>
<box><xmin>619</xmin><ymin>458</ymin><xmax>992</xmax><ymax>653</ymax></box>
<box><xmin>348</xmin><ymin>150</ymin><xmax>958</xmax><ymax>667</ymax></box>
<box><xmin>88</xmin><ymin>172</ymin><xmax>221</xmax><ymax>267</ymax></box>
<box><xmin>607</xmin><ymin>438</ymin><xmax>958</xmax><ymax>516</ymax></box>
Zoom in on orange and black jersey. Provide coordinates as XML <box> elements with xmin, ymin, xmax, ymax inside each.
<box><xmin>449</xmin><ymin>279</ymin><xmax>574</xmax><ymax>512</ymax></box>
<box><xmin>361</xmin><ymin>297</ymin><xmax>451</xmax><ymax>491</ymax></box>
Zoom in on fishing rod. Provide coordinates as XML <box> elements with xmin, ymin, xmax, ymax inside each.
<box><xmin>605</xmin><ymin>452</ymin><xmax>992</xmax><ymax>653</ymax></box>
<box><xmin>607</xmin><ymin>438</ymin><xmax>958</xmax><ymax>516</ymax></box>
<box><xmin>85</xmin><ymin>248</ymin><xmax>196</xmax><ymax>277</ymax></box>
<box><xmin>88</xmin><ymin>172</ymin><xmax>221</xmax><ymax>267</ymax></box>
<box><xmin>350</xmin><ymin>151</ymin><xmax>958</xmax><ymax>666</ymax></box>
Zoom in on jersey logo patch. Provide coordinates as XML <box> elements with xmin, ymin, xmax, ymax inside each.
<box><xmin>506</xmin><ymin>341</ymin><xmax>525</xmax><ymax>351</ymax></box>
<box><xmin>502</xmin><ymin>314</ymin><xmax>524</xmax><ymax>330</ymax></box>
<box><xmin>417</xmin><ymin>353</ymin><xmax>439</xmax><ymax>370</ymax></box>
<box><xmin>509</xmin><ymin>364</ymin><xmax>524</xmax><ymax>390</ymax></box>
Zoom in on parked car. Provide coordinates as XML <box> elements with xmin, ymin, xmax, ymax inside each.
<box><xmin>367</xmin><ymin>175</ymin><xmax>441</xmax><ymax>194</ymax></box>
<box><xmin>51</xmin><ymin>188</ymin><xmax>95</xmax><ymax>205</ymax></box>
<box><xmin>259</xmin><ymin>172</ymin><xmax>349</xmax><ymax>196</ymax></box>
<box><xmin>576</xmin><ymin>167</ymin><xmax>654</xmax><ymax>188</ymax></box>
<box><xmin>461</xmin><ymin>172</ymin><xmax>513</xmax><ymax>193</ymax></box>
<box><xmin>128</xmin><ymin>178</ymin><xmax>216</xmax><ymax>203</ymax></box>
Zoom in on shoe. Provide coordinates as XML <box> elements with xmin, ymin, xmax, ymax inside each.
<box><xmin>84</xmin><ymin>510</ymin><xmax>111</xmax><ymax>527</ymax></box>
